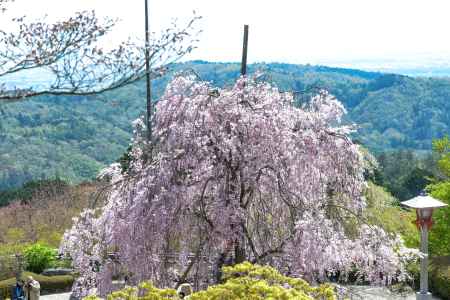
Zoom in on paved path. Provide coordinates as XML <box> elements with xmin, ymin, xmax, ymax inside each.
<box><xmin>337</xmin><ymin>286</ymin><xmax>442</xmax><ymax>300</ymax></box>
<box><xmin>40</xmin><ymin>287</ymin><xmax>443</xmax><ymax>300</ymax></box>
<box><xmin>41</xmin><ymin>292</ymin><xmax>71</xmax><ymax>300</ymax></box>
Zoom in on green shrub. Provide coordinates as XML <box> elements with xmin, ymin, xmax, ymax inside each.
<box><xmin>427</xmin><ymin>137</ymin><xmax>450</xmax><ymax>257</ymax></box>
<box><xmin>427</xmin><ymin>181</ymin><xmax>450</xmax><ymax>256</ymax></box>
<box><xmin>23</xmin><ymin>243</ymin><xmax>57</xmax><ymax>274</ymax></box>
<box><xmin>0</xmin><ymin>243</ymin><xmax>29</xmax><ymax>281</ymax></box>
<box><xmin>0</xmin><ymin>271</ymin><xmax>74</xmax><ymax>298</ymax></box>
<box><xmin>406</xmin><ymin>257</ymin><xmax>450</xmax><ymax>300</ymax></box>
<box><xmin>195</xmin><ymin>262</ymin><xmax>336</xmax><ymax>300</ymax></box>
<box><xmin>430</xmin><ymin>257</ymin><xmax>450</xmax><ymax>299</ymax></box>
<box><xmin>83</xmin><ymin>282</ymin><xmax>178</xmax><ymax>300</ymax></box>
<box><xmin>51</xmin><ymin>257</ymin><xmax>73</xmax><ymax>269</ymax></box>
<box><xmin>85</xmin><ymin>262</ymin><xmax>336</xmax><ymax>300</ymax></box>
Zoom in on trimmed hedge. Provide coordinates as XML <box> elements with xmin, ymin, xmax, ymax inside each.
<box><xmin>0</xmin><ymin>271</ymin><xmax>74</xmax><ymax>299</ymax></box>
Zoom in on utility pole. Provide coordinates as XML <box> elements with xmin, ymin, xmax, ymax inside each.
<box><xmin>240</xmin><ymin>25</ymin><xmax>249</xmax><ymax>76</ymax></box>
<box><xmin>401</xmin><ymin>194</ymin><xmax>447</xmax><ymax>300</ymax></box>
<box><xmin>234</xmin><ymin>24</ymin><xmax>249</xmax><ymax>265</ymax></box>
<box><xmin>144</xmin><ymin>0</ymin><xmax>152</xmax><ymax>141</ymax></box>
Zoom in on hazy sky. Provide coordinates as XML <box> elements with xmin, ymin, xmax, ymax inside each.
<box><xmin>2</xmin><ymin>0</ymin><xmax>450</xmax><ymax>65</ymax></box>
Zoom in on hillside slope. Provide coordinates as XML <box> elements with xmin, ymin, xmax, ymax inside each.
<box><xmin>1</xmin><ymin>61</ymin><xmax>449</xmax><ymax>190</ymax></box>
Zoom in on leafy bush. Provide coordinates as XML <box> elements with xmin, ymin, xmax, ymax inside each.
<box><xmin>0</xmin><ymin>243</ymin><xmax>28</xmax><ymax>281</ymax></box>
<box><xmin>51</xmin><ymin>257</ymin><xmax>73</xmax><ymax>269</ymax></box>
<box><xmin>430</xmin><ymin>265</ymin><xmax>450</xmax><ymax>299</ymax></box>
<box><xmin>0</xmin><ymin>271</ymin><xmax>73</xmax><ymax>298</ymax></box>
<box><xmin>83</xmin><ymin>283</ymin><xmax>178</xmax><ymax>300</ymax></box>
<box><xmin>407</xmin><ymin>257</ymin><xmax>450</xmax><ymax>300</ymax></box>
<box><xmin>427</xmin><ymin>137</ymin><xmax>450</xmax><ymax>256</ymax></box>
<box><xmin>427</xmin><ymin>181</ymin><xmax>450</xmax><ymax>256</ymax></box>
<box><xmin>430</xmin><ymin>256</ymin><xmax>450</xmax><ymax>299</ymax></box>
<box><xmin>191</xmin><ymin>262</ymin><xmax>336</xmax><ymax>300</ymax></box>
<box><xmin>84</xmin><ymin>262</ymin><xmax>336</xmax><ymax>300</ymax></box>
<box><xmin>23</xmin><ymin>243</ymin><xmax>57</xmax><ymax>274</ymax></box>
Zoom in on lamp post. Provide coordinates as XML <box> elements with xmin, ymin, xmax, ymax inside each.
<box><xmin>401</xmin><ymin>194</ymin><xmax>447</xmax><ymax>300</ymax></box>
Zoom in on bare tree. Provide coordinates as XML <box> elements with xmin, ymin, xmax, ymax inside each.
<box><xmin>0</xmin><ymin>2</ymin><xmax>200</xmax><ymax>101</ymax></box>
<box><xmin>0</xmin><ymin>0</ymin><xmax>13</xmax><ymax>13</ymax></box>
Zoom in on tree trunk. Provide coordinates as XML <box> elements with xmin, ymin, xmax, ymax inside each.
<box><xmin>234</xmin><ymin>232</ymin><xmax>246</xmax><ymax>264</ymax></box>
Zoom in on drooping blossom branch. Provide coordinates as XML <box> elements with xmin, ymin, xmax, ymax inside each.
<box><xmin>61</xmin><ymin>75</ymin><xmax>416</xmax><ymax>298</ymax></box>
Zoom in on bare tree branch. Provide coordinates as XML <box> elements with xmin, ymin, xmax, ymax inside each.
<box><xmin>0</xmin><ymin>8</ymin><xmax>201</xmax><ymax>101</ymax></box>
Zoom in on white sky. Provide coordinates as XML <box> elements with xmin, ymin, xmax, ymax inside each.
<box><xmin>2</xmin><ymin>0</ymin><xmax>450</xmax><ymax>65</ymax></box>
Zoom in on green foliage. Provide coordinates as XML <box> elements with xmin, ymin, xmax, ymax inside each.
<box><xmin>0</xmin><ymin>92</ymin><xmax>133</xmax><ymax>191</ymax></box>
<box><xmin>192</xmin><ymin>262</ymin><xmax>336</xmax><ymax>300</ymax></box>
<box><xmin>364</xmin><ymin>182</ymin><xmax>419</xmax><ymax>248</ymax></box>
<box><xmin>430</xmin><ymin>258</ymin><xmax>450</xmax><ymax>300</ymax></box>
<box><xmin>407</xmin><ymin>257</ymin><xmax>450</xmax><ymax>300</ymax></box>
<box><xmin>0</xmin><ymin>271</ymin><xmax>74</xmax><ymax>299</ymax></box>
<box><xmin>427</xmin><ymin>181</ymin><xmax>450</xmax><ymax>256</ymax></box>
<box><xmin>2</xmin><ymin>61</ymin><xmax>450</xmax><ymax>190</ymax></box>
<box><xmin>432</xmin><ymin>135</ymin><xmax>450</xmax><ymax>178</ymax></box>
<box><xmin>424</xmin><ymin>136</ymin><xmax>450</xmax><ymax>256</ymax></box>
<box><xmin>0</xmin><ymin>241</ymin><xmax>30</xmax><ymax>280</ymax></box>
<box><xmin>23</xmin><ymin>243</ymin><xmax>57</xmax><ymax>274</ymax></box>
<box><xmin>402</xmin><ymin>136</ymin><xmax>450</xmax><ymax>299</ymax></box>
<box><xmin>0</xmin><ymin>178</ymin><xmax>68</xmax><ymax>207</ymax></box>
<box><xmin>426</xmin><ymin>139</ymin><xmax>450</xmax><ymax>256</ymax></box>
<box><xmin>117</xmin><ymin>146</ymin><xmax>133</xmax><ymax>174</ymax></box>
<box><xmin>0</xmin><ymin>243</ymin><xmax>27</xmax><ymax>257</ymax></box>
<box><xmin>372</xmin><ymin>150</ymin><xmax>436</xmax><ymax>201</ymax></box>
<box><xmin>84</xmin><ymin>263</ymin><xmax>336</xmax><ymax>300</ymax></box>
<box><xmin>0</xmin><ymin>243</ymin><xmax>70</xmax><ymax>282</ymax></box>
<box><xmin>84</xmin><ymin>282</ymin><xmax>178</xmax><ymax>300</ymax></box>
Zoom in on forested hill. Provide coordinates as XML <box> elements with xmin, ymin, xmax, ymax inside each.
<box><xmin>1</xmin><ymin>61</ymin><xmax>449</xmax><ymax>190</ymax></box>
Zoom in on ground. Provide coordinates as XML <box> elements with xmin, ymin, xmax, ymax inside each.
<box><xmin>41</xmin><ymin>292</ymin><xmax>71</xmax><ymax>300</ymax></box>
<box><xmin>40</xmin><ymin>287</ymin><xmax>443</xmax><ymax>300</ymax></box>
<box><xmin>338</xmin><ymin>286</ymin><xmax>442</xmax><ymax>300</ymax></box>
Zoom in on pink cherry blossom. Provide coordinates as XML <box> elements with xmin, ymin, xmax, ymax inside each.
<box><xmin>61</xmin><ymin>75</ymin><xmax>415</xmax><ymax>298</ymax></box>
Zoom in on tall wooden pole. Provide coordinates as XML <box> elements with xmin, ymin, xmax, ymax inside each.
<box><xmin>144</xmin><ymin>0</ymin><xmax>152</xmax><ymax>141</ymax></box>
<box><xmin>240</xmin><ymin>25</ymin><xmax>249</xmax><ymax>76</ymax></box>
<box><xmin>234</xmin><ymin>24</ymin><xmax>249</xmax><ymax>265</ymax></box>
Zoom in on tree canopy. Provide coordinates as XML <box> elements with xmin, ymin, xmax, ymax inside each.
<box><xmin>427</xmin><ymin>136</ymin><xmax>450</xmax><ymax>256</ymax></box>
<box><xmin>61</xmin><ymin>75</ymin><xmax>414</xmax><ymax>298</ymax></box>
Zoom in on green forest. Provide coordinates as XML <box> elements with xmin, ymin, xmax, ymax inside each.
<box><xmin>1</xmin><ymin>61</ymin><xmax>449</xmax><ymax>192</ymax></box>
<box><xmin>1</xmin><ymin>62</ymin><xmax>450</xmax><ymax>299</ymax></box>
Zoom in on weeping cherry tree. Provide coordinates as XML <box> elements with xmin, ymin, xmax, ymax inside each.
<box><xmin>61</xmin><ymin>75</ymin><xmax>415</xmax><ymax>298</ymax></box>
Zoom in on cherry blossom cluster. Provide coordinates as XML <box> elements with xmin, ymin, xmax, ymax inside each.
<box><xmin>61</xmin><ymin>75</ymin><xmax>415</xmax><ymax>298</ymax></box>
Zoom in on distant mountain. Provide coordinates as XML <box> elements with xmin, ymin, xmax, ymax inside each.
<box><xmin>1</xmin><ymin>61</ymin><xmax>449</xmax><ymax>190</ymax></box>
<box><xmin>319</xmin><ymin>55</ymin><xmax>450</xmax><ymax>77</ymax></box>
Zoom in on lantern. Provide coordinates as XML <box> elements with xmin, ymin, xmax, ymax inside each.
<box><xmin>401</xmin><ymin>194</ymin><xmax>447</xmax><ymax>300</ymax></box>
